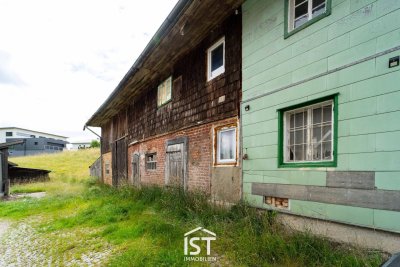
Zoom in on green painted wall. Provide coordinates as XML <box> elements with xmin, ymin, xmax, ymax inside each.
<box><xmin>242</xmin><ymin>0</ymin><xmax>400</xmax><ymax>232</ymax></box>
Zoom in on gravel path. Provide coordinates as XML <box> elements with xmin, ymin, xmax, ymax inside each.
<box><xmin>0</xmin><ymin>219</ymin><xmax>113</xmax><ymax>267</ymax></box>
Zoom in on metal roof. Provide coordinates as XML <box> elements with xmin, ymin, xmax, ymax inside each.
<box><xmin>0</xmin><ymin>127</ymin><xmax>68</xmax><ymax>139</ymax></box>
<box><xmin>0</xmin><ymin>140</ymin><xmax>25</xmax><ymax>149</ymax></box>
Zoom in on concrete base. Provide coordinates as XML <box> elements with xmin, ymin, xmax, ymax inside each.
<box><xmin>278</xmin><ymin>213</ymin><xmax>400</xmax><ymax>254</ymax></box>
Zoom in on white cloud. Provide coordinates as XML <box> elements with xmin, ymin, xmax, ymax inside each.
<box><xmin>0</xmin><ymin>0</ymin><xmax>178</xmax><ymax>140</ymax></box>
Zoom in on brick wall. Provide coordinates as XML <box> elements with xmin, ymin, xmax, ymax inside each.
<box><xmin>127</xmin><ymin>117</ymin><xmax>238</xmax><ymax>193</ymax></box>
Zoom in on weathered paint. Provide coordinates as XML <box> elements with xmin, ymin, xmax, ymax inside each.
<box><xmin>242</xmin><ymin>0</ymin><xmax>400</xmax><ymax>232</ymax></box>
<box><xmin>102</xmin><ymin>152</ymin><xmax>112</xmax><ymax>186</ymax></box>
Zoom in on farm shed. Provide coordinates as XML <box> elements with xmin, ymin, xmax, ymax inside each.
<box><xmin>0</xmin><ymin>141</ymin><xmax>24</xmax><ymax>196</ymax></box>
<box><xmin>86</xmin><ymin>0</ymin><xmax>244</xmax><ymax>202</ymax></box>
<box><xmin>8</xmin><ymin>164</ymin><xmax>50</xmax><ymax>184</ymax></box>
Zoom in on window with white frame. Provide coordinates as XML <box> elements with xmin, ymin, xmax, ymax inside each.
<box><xmin>288</xmin><ymin>0</ymin><xmax>327</xmax><ymax>31</ymax></box>
<box><xmin>146</xmin><ymin>153</ymin><xmax>157</xmax><ymax>170</ymax></box>
<box><xmin>284</xmin><ymin>100</ymin><xmax>333</xmax><ymax>163</ymax></box>
<box><xmin>157</xmin><ymin>76</ymin><xmax>172</xmax><ymax>107</ymax></box>
<box><xmin>216</xmin><ymin>126</ymin><xmax>237</xmax><ymax>164</ymax></box>
<box><xmin>207</xmin><ymin>37</ymin><xmax>225</xmax><ymax>81</ymax></box>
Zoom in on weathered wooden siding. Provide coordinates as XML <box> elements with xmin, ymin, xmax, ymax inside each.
<box><xmin>242</xmin><ymin>0</ymin><xmax>400</xmax><ymax>233</ymax></box>
<box><xmin>126</xmin><ymin>13</ymin><xmax>241</xmax><ymax>143</ymax></box>
<box><xmin>101</xmin><ymin>12</ymin><xmax>241</xmax><ymax>152</ymax></box>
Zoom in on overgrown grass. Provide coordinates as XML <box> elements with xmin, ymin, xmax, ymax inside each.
<box><xmin>0</xmin><ymin>150</ymin><xmax>385</xmax><ymax>266</ymax></box>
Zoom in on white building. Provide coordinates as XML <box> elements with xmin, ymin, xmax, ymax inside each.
<box><xmin>66</xmin><ymin>140</ymin><xmax>94</xmax><ymax>150</ymax></box>
<box><xmin>0</xmin><ymin>127</ymin><xmax>68</xmax><ymax>144</ymax></box>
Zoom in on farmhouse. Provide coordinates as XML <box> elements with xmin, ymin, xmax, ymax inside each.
<box><xmin>241</xmin><ymin>0</ymin><xmax>400</xmax><ymax>240</ymax></box>
<box><xmin>86</xmin><ymin>0</ymin><xmax>243</xmax><ymax>202</ymax></box>
<box><xmin>87</xmin><ymin>0</ymin><xmax>400</xmax><ymax>248</ymax></box>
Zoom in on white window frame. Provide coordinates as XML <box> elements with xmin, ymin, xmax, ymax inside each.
<box><xmin>283</xmin><ymin>100</ymin><xmax>334</xmax><ymax>163</ymax></box>
<box><xmin>145</xmin><ymin>153</ymin><xmax>157</xmax><ymax>170</ymax></box>
<box><xmin>288</xmin><ymin>0</ymin><xmax>327</xmax><ymax>32</ymax></box>
<box><xmin>157</xmin><ymin>76</ymin><xmax>172</xmax><ymax>107</ymax></box>
<box><xmin>216</xmin><ymin>126</ymin><xmax>237</xmax><ymax>164</ymax></box>
<box><xmin>207</xmin><ymin>37</ymin><xmax>225</xmax><ymax>81</ymax></box>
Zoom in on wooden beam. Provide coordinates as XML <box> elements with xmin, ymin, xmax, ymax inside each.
<box><xmin>252</xmin><ymin>183</ymin><xmax>400</xmax><ymax>212</ymax></box>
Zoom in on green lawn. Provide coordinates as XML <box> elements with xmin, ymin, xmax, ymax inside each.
<box><xmin>0</xmin><ymin>150</ymin><xmax>384</xmax><ymax>266</ymax></box>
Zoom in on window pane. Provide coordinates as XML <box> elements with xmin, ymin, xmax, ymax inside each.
<box><xmin>290</xmin><ymin>113</ymin><xmax>294</xmax><ymax>128</ymax></box>
<box><xmin>322</xmin><ymin>125</ymin><xmax>332</xmax><ymax>142</ymax></box>
<box><xmin>323</xmin><ymin>105</ymin><xmax>332</xmax><ymax>122</ymax></box>
<box><xmin>312</xmin><ymin>107</ymin><xmax>322</xmax><ymax>125</ymax></box>
<box><xmin>322</xmin><ymin>141</ymin><xmax>332</xmax><ymax>160</ymax></box>
<box><xmin>295</xmin><ymin>1</ymin><xmax>308</xmax><ymax>18</ymax></box>
<box><xmin>294</xmin><ymin>145</ymin><xmax>305</xmax><ymax>161</ymax></box>
<box><xmin>211</xmin><ymin>44</ymin><xmax>224</xmax><ymax>72</ymax></box>
<box><xmin>312</xmin><ymin>142</ymin><xmax>321</xmax><ymax>160</ymax></box>
<box><xmin>219</xmin><ymin>129</ymin><xmax>236</xmax><ymax>161</ymax></box>
<box><xmin>294</xmin><ymin>129</ymin><xmax>303</xmax><ymax>145</ymax></box>
<box><xmin>312</xmin><ymin>0</ymin><xmax>325</xmax><ymax>16</ymax></box>
<box><xmin>294</xmin><ymin>112</ymin><xmax>304</xmax><ymax>128</ymax></box>
<box><xmin>294</xmin><ymin>15</ymin><xmax>308</xmax><ymax>28</ymax></box>
<box><xmin>289</xmin><ymin>145</ymin><xmax>294</xmax><ymax>161</ymax></box>
<box><xmin>312</xmin><ymin>126</ymin><xmax>322</xmax><ymax>143</ymax></box>
<box><xmin>290</xmin><ymin>131</ymin><xmax>294</xmax><ymax>146</ymax></box>
<box><xmin>313</xmin><ymin>0</ymin><xmax>325</xmax><ymax>8</ymax></box>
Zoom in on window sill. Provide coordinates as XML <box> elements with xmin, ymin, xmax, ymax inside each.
<box><xmin>284</xmin><ymin>9</ymin><xmax>331</xmax><ymax>39</ymax></box>
<box><xmin>207</xmin><ymin>71</ymin><xmax>225</xmax><ymax>83</ymax></box>
<box><xmin>278</xmin><ymin>160</ymin><xmax>336</xmax><ymax>168</ymax></box>
<box><xmin>157</xmin><ymin>99</ymin><xmax>172</xmax><ymax>109</ymax></box>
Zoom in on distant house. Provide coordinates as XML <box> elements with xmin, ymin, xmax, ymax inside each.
<box><xmin>67</xmin><ymin>141</ymin><xmax>92</xmax><ymax>150</ymax></box>
<box><xmin>0</xmin><ymin>127</ymin><xmax>68</xmax><ymax>157</ymax></box>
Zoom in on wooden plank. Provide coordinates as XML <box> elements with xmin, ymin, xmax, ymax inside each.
<box><xmin>327</xmin><ymin>171</ymin><xmax>375</xmax><ymax>189</ymax></box>
<box><xmin>252</xmin><ymin>183</ymin><xmax>400</xmax><ymax>212</ymax></box>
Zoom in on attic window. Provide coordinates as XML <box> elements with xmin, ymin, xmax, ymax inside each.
<box><xmin>286</xmin><ymin>0</ymin><xmax>331</xmax><ymax>37</ymax></box>
<box><xmin>207</xmin><ymin>37</ymin><xmax>225</xmax><ymax>81</ymax></box>
<box><xmin>157</xmin><ymin>76</ymin><xmax>172</xmax><ymax>107</ymax></box>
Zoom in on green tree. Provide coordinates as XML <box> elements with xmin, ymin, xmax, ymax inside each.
<box><xmin>90</xmin><ymin>140</ymin><xmax>100</xmax><ymax>148</ymax></box>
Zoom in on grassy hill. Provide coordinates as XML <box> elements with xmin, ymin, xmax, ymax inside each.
<box><xmin>10</xmin><ymin>148</ymin><xmax>100</xmax><ymax>195</ymax></box>
<box><xmin>0</xmin><ymin>149</ymin><xmax>385</xmax><ymax>266</ymax></box>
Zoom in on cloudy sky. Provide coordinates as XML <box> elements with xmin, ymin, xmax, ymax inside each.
<box><xmin>0</xmin><ymin>0</ymin><xmax>178</xmax><ymax>141</ymax></box>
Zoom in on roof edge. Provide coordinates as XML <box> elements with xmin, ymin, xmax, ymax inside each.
<box><xmin>85</xmin><ymin>0</ymin><xmax>192</xmax><ymax>127</ymax></box>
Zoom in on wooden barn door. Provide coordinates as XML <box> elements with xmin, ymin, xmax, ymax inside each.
<box><xmin>112</xmin><ymin>137</ymin><xmax>128</xmax><ymax>186</ymax></box>
<box><xmin>131</xmin><ymin>153</ymin><xmax>140</xmax><ymax>187</ymax></box>
<box><xmin>165</xmin><ymin>137</ymin><xmax>188</xmax><ymax>190</ymax></box>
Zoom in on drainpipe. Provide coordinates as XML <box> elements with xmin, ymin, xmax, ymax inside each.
<box><xmin>84</xmin><ymin>125</ymin><xmax>103</xmax><ymax>182</ymax></box>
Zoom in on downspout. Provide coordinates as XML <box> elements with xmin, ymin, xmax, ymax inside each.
<box><xmin>83</xmin><ymin>125</ymin><xmax>103</xmax><ymax>182</ymax></box>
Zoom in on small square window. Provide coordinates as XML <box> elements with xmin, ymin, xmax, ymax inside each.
<box><xmin>146</xmin><ymin>153</ymin><xmax>157</xmax><ymax>170</ymax></box>
<box><xmin>6</xmin><ymin>132</ymin><xmax>12</xmax><ymax>137</ymax></box>
<box><xmin>215</xmin><ymin>126</ymin><xmax>237</xmax><ymax>164</ymax></box>
<box><xmin>34</xmin><ymin>142</ymin><xmax>38</xmax><ymax>145</ymax></box>
<box><xmin>278</xmin><ymin>95</ymin><xmax>337</xmax><ymax>167</ymax></box>
<box><xmin>286</xmin><ymin>0</ymin><xmax>331</xmax><ymax>37</ymax></box>
<box><xmin>157</xmin><ymin>77</ymin><xmax>172</xmax><ymax>107</ymax></box>
<box><xmin>105</xmin><ymin>163</ymin><xmax>110</xmax><ymax>175</ymax></box>
<box><xmin>207</xmin><ymin>37</ymin><xmax>225</xmax><ymax>81</ymax></box>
